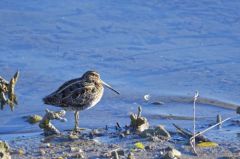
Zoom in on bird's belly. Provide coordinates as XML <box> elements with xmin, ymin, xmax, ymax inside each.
<box><xmin>86</xmin><ymin>88</ymin><xmax>104</xmax><ymax>110</ymax></box>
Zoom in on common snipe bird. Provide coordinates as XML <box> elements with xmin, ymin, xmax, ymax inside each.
<box><xmin>43</xmin><ymin>71</ymin><xmax>119</xmax><ymax>131</ymax></box>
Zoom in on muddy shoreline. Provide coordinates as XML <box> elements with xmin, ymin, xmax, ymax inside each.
<box><xmin>1</xmin><ymin>97</ymin><xmax>240</xmax><ymax>159</ymax></box>
<box><xmin>3</xmin><ymin>126</ymin><xmax>240</xmax><ymax>159</ymax></box>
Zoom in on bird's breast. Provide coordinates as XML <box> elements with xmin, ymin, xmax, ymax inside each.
<box><xmin>87</xmin><ymin>86</ymin><xmax>104</xmax><ymax>110</ymax></box>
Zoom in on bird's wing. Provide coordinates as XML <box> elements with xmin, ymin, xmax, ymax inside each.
<box><xmin>43</xmin><ymin>77</ymin><xmax>83</xmax><ymax>106</ymax></box>
<box><xmin>60</xmin><ymin>82</ymin><xmax>96</xmax><ymax>108</ymax></box>
<box><xmin>55</xmin><ymin>77</ymin><xmax>82</xmax><ymax>94</ymax></box>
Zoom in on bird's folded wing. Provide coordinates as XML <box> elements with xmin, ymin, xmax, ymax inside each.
<box><xmin>61</xmin><ymin>83</ymin><xmax>95</xmax><ymax>107</ymax></box>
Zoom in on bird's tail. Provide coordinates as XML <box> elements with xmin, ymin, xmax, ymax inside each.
<box><xmin>43</xmin><ymin>95</ymin><xmax>56</xmax><ymax>105</ymax></box>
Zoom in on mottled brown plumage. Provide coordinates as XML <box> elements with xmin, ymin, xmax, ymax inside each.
<box><xmin>43</xmin><ymin>71</ymin><xmax>119</xmax><ymax>131</ymax></box>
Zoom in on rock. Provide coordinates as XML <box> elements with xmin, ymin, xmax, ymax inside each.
<box><xmin>70</xmin><ymin>146</ymin><xmax>81</xmax><ymax>152</ymax></box>
<box><xmin>101</xmin><ymin>149</ymin><xmax>124</xmax><ymax>158</ymax></box>
<box><xmin>68</xmin><ymin>133</ymin><xmax>79</xmax><ymax>140</ymax></box>
<box><xmin>127</xmin><ymin>152</ymin><xmax>135</xmax><ymax>159</ymax></box>
<box><xmin>124</xmin><ymin>130</ymin><xmax>131</xmax><ymax>135</ymax></box>
<box><xmin>39</xmin><ymin>149</ymin><xmax>45</xmax><ymax>156</ymax></box>
<box><xmin>68</xmin><ymin>149</ymin><xmax>85</xmax><ymax>158</ymax></box>
<box><xmin>91</xmin><ymin>128</ymin><xmax>105</xmax><ymax>137</ymax></box>
<box><xmin>236</xmin><ymin>107</ymin><xmax>240</xmax><ymax>114</ymax></box>
<box><xmin>140</xmin><ymin>128</ymin><xmax>155</xmax><ymax>138</ymax></box>
<box><xmin>164</xmin><ymin>147</ymin><xmax>181</xmax><ymax>159</ymax></box>
<box><xmin>117</xmin><ymin>149</ymin><xmax>124</xmax><ymax>156</ymax></box>
<box><xmin>18</xmin><ymin>148</ymin><xmax>25</xmax><ymax>156</ymax></box>
<box><xmin>40</xmin><ymin>143</ymin><xmax>51</xmax><ymax>148</ymax></box>
<box><xmin>145</xmin><ymin>145</ymin><xmax>152</xmax><ymax>150</ymax></box>
<box><xmin>73</xmin><ymin>149</ymin><xmax>85</xmax><ymax>159</ymax></box>
<box><xmin>149</xmin><ymin>136</ymin><xmax>162</xmax><ymax>142</ymax></box>
<box><xmin>0</xmin><ymin>141</ymin><xmax>11</xmax><ymax>159</ymax></box>
<box><xmin>154</xmin><ymin>125</ymin><xmax>171</xmax><ymax>139</ymax></box>
<box><xmin>25</xmin><ymin>114</ymin><xmax>42</xmax><ymax>124</ymax></box>
<box><xmin>141</xmin><ymin>125</ymin><xmax>171</xmax><ymax>140</ymax></box>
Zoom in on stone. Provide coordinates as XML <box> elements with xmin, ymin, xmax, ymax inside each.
<box><xmin>0</xmin><ymin>141</ymin><xmax>11</xmax><ymax>159</ymax></box>
<box><xmin>70</xmin><ymin>146</ymin><xmax>80</xmax><ymax>152</ymax></box>
<box><xmin>127</xmin><ymin>152</ymin><xmax>135</xmax><ymax>159</ymax></box>
<box><xmin>40</xmin><ymin>143</ymin><xmax>51</xmax><ymax>148</ymax></box>
<box><xmin>69</xmin><ymin>133</ymin><xmax>79</xmax><ymax>140</ymax></box>
<box><xmin>25</xmin><ymin>114</ymin><xmax>42</xmax><ymax>124</ymax></box>
<box><xmin>124</xmin><ymin>130</ymin><xmax>131</xmax><ymax>135</ymax></box>
<box><xmin>154</xmin><ymin>125</ymin><xmax>171</xmax><ymax>139</ymax></box>
<box><xmin>140</xmin><ymin>128</ymin><xmax>155</xmax><ymax>138</ymax></box>
<box><xmin>91</xmin><ymin>128</ymin><xmax>105</xmax><ymax>137</ymax></box>
<box><xmin>39</xmin><ymin>149</ymin><xmax>45</xmax><ymax>156</ymax></box>
<box><xmin>70</xmin><ymin>149</ymin><xmax>85</xmax><ymax>158</ymax></box>
<box><xmin>117</xmin><ymin>150</ymin><xmax>124</xmax><ymax>156</ymax></box>
<box><xmin>164</xmin><ymin>147</ymin><xmax>181</xmax><ymax>159</ymax></box>
<box><xmin>145</xmin><ymin>145</ymin><xmax>152</xmax><ymax>150</ymax></box>
<box><xmin>141</xmin><ymin>125</ymin><xmax>171</xmax><ymax>140</ymax></box>
<box><xmin>18</xmin><ymin>148</ymin><xmax>25</xmax><ymax>155</ymax></box>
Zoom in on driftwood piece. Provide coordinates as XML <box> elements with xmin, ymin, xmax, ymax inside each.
<box><xmin>173</xmin><ymin>123</ymin><xmax>210</xmax><ymax>143</ymax></box>
<box><xmin>0</xmin><ymin>71</ymin><xmax>19</xmax><ymax>111</ymax></box>
<box><xmin>8</xmin><ymin>71</ymin><xmax>19</xmax><ymax>110</ymax></box>
<box><xmin>39</xmin><ymin>109</ymin><xmax>67</xmax><ymax>136</ymax></box>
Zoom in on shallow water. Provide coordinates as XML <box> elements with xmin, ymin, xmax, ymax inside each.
<box><xmin>0</xmin><ymin>0</ymin><xmax>240</xmax><ymax>142</ymax></box>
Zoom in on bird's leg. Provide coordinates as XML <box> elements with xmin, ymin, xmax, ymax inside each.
<box><xmin>74</xmin><ymin>111</ymin><xmax>80</xmax><ymax>132</ymax></box>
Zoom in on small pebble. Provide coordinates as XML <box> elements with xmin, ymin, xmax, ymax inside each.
<box><xmin>117</xmin><ymin>149</ymin><xmax>125</xmax><ymax>156</ymax></box>
<box><xmin>127</xmin><ymin>152</ymin><xmax>135</xmax><ymax>159</ymax></box>
<box><xmin>18</xmin><ymin>148</ymin><xmax>25</xmax><ymax>155</ymax></box>
<box><xmin>68</xmin><ymin>134</ymin><xmax>79</xmax><ymax>140</ymax></box>
<box><xmin>41</xmin><ymin>143</ymin><xmax>51</xmax><ymax>148</ymax></box>
<box><xmin>39</xmin><ymin>149</ymin><xmax>45</xmax><ymax>155</ymax></box>
<box><xmin>124</xmin><ymin>130</ymin><xmax>131</xmax><ymax>135</ymax></box>
<box><xmin>70</xmin><ymin>146</ymin><xmax>79</xmax><ymax>152</ymax></box>
<box><xmin>145</xmin><ymin>145</ymin><xmax>152</xmax><ymax>150</ymax></box>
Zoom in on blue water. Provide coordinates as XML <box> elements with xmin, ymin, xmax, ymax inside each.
<box><xmin>0</xmin><ymin>0</ymin><xmax>240</xmax><ymax>138</ymax></box>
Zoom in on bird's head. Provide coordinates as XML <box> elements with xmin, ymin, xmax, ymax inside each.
<box><xmin>82</xmin><ymin>70</ymin><xmax>120</xmax><ymax>95</ymax></box>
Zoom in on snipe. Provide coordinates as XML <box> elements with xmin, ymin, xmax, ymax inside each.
<box><xmin>43</xmin><ymin>71</ymin><xmax>119</xmax><ymax>132</ymax></box>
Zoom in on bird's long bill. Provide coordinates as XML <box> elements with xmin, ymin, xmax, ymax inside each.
<box><xmin>101</xmin><ymin>80</ymin><xmax>120</xmax><ymax>95</ymax></box>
